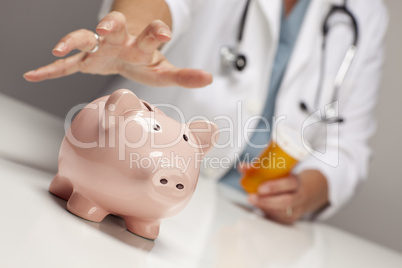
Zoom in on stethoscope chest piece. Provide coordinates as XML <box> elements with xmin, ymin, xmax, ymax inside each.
<box><xmin>220</xmin><ymin>46</ymin><xmax>247</xmax><ymax>72</ymax></box>
<box><xmin>220</xmin><ymin>0</ymin><xmax>251</xmax><ymax>73</ymax></box>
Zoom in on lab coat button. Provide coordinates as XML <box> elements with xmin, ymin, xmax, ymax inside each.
<box><xmin>245</xmin><ymin>99</ymin><xmax>263</xmax><ymax>115</ymax></box>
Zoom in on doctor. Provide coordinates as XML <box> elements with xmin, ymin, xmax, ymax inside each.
<box><xmin>24</xmin><ymin>0</ymin><xmax>388</xmax><ymax>224</ymax></box>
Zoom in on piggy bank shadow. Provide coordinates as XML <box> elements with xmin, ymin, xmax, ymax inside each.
<box><xmin>48</xmin><ymin>192</ymin><xmax>155</xmax><ymax>251</ymax></box>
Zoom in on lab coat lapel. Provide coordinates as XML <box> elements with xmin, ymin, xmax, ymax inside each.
<box><xmin>255</xmin><ymin>0</ymin><xmax>282</xmax><ymax>48</ymax></box>
<box><xmin>281</xmin><ymin>0</ymin><xmax>330</xmax><ymax>91</ymax></box>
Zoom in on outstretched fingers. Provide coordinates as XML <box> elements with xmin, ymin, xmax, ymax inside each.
<box><xmin>52</xmin><ymin>29</ymin><xmax>100</xmax><ymax>57</ymax></box>
<box><xmin>23</xmin><ymin>12</ymin><xmax>213</xmax><ymax>87</ymax></box>
<box><xmin>125</xmin><ymin>59</ymin><xmax>213</xmax><ymax>88</ymax></box>
<box><xmin>132</xmin><ymin>19</ymin><xmax>212</xmax><ymax>88</ymax></box>
<box><xmin>96</xmin><ymin>11</ymin><xmax>129</xmax><ymax>45</ymax></box>
<box><xmin>134</xmin><ymin>20</ymin><xmax>172</xmax><ymax>55</ymax></box>
<box><xmin>23</xmin><ymin>52</ymin><xmax>85</xmax><ymax>82</ymax></box>
<box><xmin>174</xmin><ymin>68</ymin><xmax>213</xmax><ymax>88</ymax></box>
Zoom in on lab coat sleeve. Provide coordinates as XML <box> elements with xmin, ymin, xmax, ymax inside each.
<box><xmin>162</xmin><ymin>0</ymin><xmax>193</xmax><ymax>52</ymax></box>
<box><xmin>294</xmin><ymin>0</ymin><xmax>389</xmax><ymax>220</ymax></box>
<box><xmin>98</xmin><ymin>0</ymin><xmax>113</xmax><ymax>21</ymax></box>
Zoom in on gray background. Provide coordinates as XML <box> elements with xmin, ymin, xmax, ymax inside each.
<box><xmin>1</xmin><ymin>0</ymin><xmax>401</xmax><ymax>253</ymax></box>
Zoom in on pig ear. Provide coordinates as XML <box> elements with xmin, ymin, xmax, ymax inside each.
<box><xmin>102</xmin><ymin>89</ymin><xmax>142</xmax><ymax>129</ymax></box>
<box><xmin>187</xmin><ymin>120</ymin><xmax>219</xmax><ymax>155</ymax></box>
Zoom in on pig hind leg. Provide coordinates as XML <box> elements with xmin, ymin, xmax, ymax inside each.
<box><xmin>124</xmin><ymin>217</ymin><xmax>160</xmax><ymax>240</ymax></box>
<box><xmin>67</xmin><ymin>192</ymin><xmax>109</xmax><ymax>222</ymax></box>
<box><xmin>49</xmin><ymin>174</ymin><xmax>73</xmax><ymax>201</ymax></box>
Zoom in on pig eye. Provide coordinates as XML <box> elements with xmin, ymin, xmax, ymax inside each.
<box><xmin>183</xmin><ymin>134</ymin><xmax>188</xmax><ymax>142</ymax></box>
<box><xmin>143</xmin><ymin>101</ymin><xmax>153</xmax><ymax>112</ymax></box>
<box><xmin>160</xmin><ymin>178</ymin><xmax>168</xmax><ymax>185</ymax></box>
<box><xmin>176</xmin><ymin>184</ymin><xmax>184</xmax><ymax>190</ymax></box>
<box><xmin>153</xmin><ymin>124</ymin><xmax>161</xmax><ymax>131</ymax></box>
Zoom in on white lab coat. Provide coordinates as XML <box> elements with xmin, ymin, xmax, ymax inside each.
<box><xmin>99</xmin><ymin>0</ymin><xmax>388</xmax><ymax>219</ymax></box>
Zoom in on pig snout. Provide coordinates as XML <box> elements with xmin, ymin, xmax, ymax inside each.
<box><xmin>151</xmin><ymin>170</ymin><xmax>192</xmax><ymax>200</ymax></box>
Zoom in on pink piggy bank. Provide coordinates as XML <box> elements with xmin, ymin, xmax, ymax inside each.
<box><xmin>49</xmin><ymin>89</ymin><xmax>219</xmax><ymax>240</ymax></box>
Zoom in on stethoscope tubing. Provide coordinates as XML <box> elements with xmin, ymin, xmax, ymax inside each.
<box><xmin>307</xmin><ymin>0</ymin><xmax>359</xmax><ymax>123</ymax></box>
<box><xmin>221</xmin><ymin>0</ymin><xmax>359</xmax><ymax>124</ymax></box>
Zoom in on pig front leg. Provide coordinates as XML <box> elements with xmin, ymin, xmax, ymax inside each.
<box><xmin>49</xmin><ymin>174</ymin><xmax>73</xmax><ymax>201</ymax></box>
<box><xmin>67</xmin><ymin>192</ymin><xmax>108</xmax><ymax>222</ymax></box>
<box><xmin>124</xmin><ymin>217</ymin><xmax>160</xmax><ymax>240</ymax></box>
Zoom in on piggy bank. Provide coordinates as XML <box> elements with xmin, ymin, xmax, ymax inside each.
<box><xmin>49</xmin><ymin>89</ymin><xmax>219</xmax><ymax>240</ymax></box>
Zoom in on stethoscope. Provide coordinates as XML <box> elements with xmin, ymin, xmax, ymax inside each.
<box><xmin>220</xmin><ymin>0</ymin><xmax>251</xmax><ymax>71</ymax></box>
<box><xmin>220</xmin><ymin>0</ymin><xmax>359</xmax><ymax>123</ymax></box>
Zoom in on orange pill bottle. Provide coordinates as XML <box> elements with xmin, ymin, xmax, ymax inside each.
<box><xmin>240</xmin><ymin>125</ymin><xmax>308</xmax><ymax>193</ymax></box>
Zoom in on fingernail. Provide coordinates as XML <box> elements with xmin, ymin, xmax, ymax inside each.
<box><xmin>53</xmin><ymin>42</ymin><xmax>66</xmax><ymax>52</ymax></box>
<box><xmin>24</xmin><ymin>70</ymin><xmax>35</xmax><ymax>77</ymax></box>
<box><xmin>97</xmin><ymin>21</ymin><xmax>112</xmax><ymax>31</ymax></box>
<box><xmin>157</xmin><ymin>28</ymin><xmax>171</xmax><ymax>38</ymax></box>
<box><xmin>258</xmin><ymin>185</ymin><xmax>270</xmax><ymax>194</ymax></box>
<box><xmin>248</xmin><ymin>194</ymin><xmax>258</xmax><ymax>205</ymax></box>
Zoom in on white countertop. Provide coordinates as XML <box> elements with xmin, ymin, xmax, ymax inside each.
<box><xmin>1</xmin><ymin>158</ymin><xmax>402</xmax><ymax>268</ymax></box>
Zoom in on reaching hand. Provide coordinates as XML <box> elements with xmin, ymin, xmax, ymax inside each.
<box><xmin>239</xmin><ymin>164</ymin><xmax>329</xmax><ymax>224</ymax></box>
<box><xmin>248</xmin><ymin>175</ymin><xmax>305</xmax><ymax>224</ymax></box>
<box><xmin>23</xmin><ymin>11</ymin><xmax>213</xmax><ymax>88</ymax></box>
